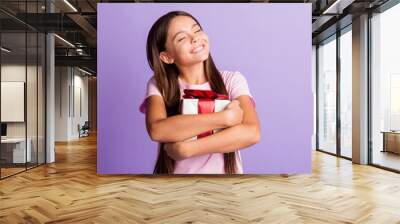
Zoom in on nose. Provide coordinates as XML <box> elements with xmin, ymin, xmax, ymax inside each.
<box><xmin>192</xmin><ymin>35</ymin><xmax>199</xmax><ymax>44</ymax></box>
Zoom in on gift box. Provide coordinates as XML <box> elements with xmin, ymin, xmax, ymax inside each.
<box><xmin>181</xmin><ymin>89</ymin><xmax>231</xmax><ymax>141</ymax></box>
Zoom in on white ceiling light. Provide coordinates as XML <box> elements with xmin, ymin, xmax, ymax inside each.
<box><xmin>1</xmin><ymin>47</ymin><xmax>11</xmax><ymax>53</ymax></box>
<box><xmin>76</xmin><ymin>48</ymin><xmax>84</xmax><ymax>55</ymax></box>
<box><xmin>323</xmin><ymin>0</ymin><xmax>355</xmax><ymax>14</ymax></box>
<box><xmin>54</xmin><ymin>34</ymin><xmax>75</xmax><ymax>48</ymax></box>
<box><xmin>78</xmin><ymin>67</ymin><xmax>93</xmax><ymax>76</ymax></box>
<box><xmin>63</xmin><ymin>0</ymin><xmax>78</xmax><ymax>12</ymax></box>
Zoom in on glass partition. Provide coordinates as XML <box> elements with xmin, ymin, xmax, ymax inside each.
<box><xmin>1</xmin><ymin>30</ymin><xmax>28</xmax><ymax>177</ymax></box>
<box><xmin>0</xmin><ymin>1</ymin><xmax>46</xmax><ymax>179</ymax></box>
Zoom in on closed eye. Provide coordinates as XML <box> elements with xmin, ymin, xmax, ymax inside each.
<box><xmin>195</xmin><ymin>29</ymin><xmax>201</xmax><ymax>33</ymax></box>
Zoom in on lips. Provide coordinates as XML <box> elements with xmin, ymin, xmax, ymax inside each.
<box><xmin>191</xmin><ymin>44</ymin><xmax>205</xmax><ymax>54</ymax></box>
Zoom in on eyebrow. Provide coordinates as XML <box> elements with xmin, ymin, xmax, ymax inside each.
<box><xmin>172</xmin><ymin>23</ymin><xmax>200</xmax><ymax>41</ymax></box>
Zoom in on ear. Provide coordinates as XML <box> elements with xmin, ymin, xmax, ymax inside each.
<box><xmin>159</xmin><ymin>51</ymin><xmax>174</xmax><ymax>64</ymax></box>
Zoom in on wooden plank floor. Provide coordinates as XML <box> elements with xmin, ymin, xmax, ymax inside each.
<box><xmin>1</xmin><ymin>134</ymin><xmax>400</xmax><ymax>224</ymax></box>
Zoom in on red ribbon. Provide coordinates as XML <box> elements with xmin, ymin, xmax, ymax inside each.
<box><xmin>182</xmin><ymin>89</ymin><xmax>229</xmax><ymax>138</ymax></box>
<box><xmin>183</xmin><ymin>89</ymin><xmax>229</xmax><ymax>100</ymax></box>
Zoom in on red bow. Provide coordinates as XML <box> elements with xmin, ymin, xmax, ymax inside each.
<box><xmin>183</xmin><ymin>89</ymin><xmax>229</xmax><ymax>100</ymax></box>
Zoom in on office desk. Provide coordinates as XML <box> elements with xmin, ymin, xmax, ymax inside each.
<box><xmin>1</xmin><ymin>138</ymin><xmax>32</xmax><ymax>163</ymax></box>
<box><xmin>381</xmin><ymin>131</ymin><xmax>400</xmax><ymax>154</ymax></box>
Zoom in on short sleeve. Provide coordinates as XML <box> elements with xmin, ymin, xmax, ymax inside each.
<box><xmin>229</xmin><ymin>71</ymin><xmax>252</xmax><ymax>99</ymax></box>
<box><xmin>226</xmin><ymin>71</ymin><xmax>255</xmax><ymax>108</ymax></box>
<box><xmin>146</xmin><ymin>76</ymin><xmax>162</xmax><ymax>98</ymax></box>
<box><xmin>139</xmin><ymin>77</ymin><xmax>162</xmax><ymax>114</ymax></box>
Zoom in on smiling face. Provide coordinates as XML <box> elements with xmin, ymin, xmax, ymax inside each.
<box><xmin>159</xmin><ymin>15</ymin><xmax>210</xmax><ymax>67</ymax></box>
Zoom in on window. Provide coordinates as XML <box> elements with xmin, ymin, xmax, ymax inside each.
<box><xmin>317</xmin><ymin>35</ymin><xmax>337</xmax><ymax>154</ymax></box>
<box><xmin>339</xmin><ymin>27</ymin><xmax>352</xmax><ymax>158</ymax></box>
<box><xmin>371</xmin><ymin>2</ymin><xmax>400</xmax><ymax>171</ymax></box>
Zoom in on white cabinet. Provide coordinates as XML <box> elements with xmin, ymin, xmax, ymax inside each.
<box><xmin>1</xmin><ymin>138</ymin><xmax>32</xmax><ymax>163</ymax></box>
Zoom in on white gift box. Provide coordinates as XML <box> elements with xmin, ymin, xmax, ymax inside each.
<box><xmin>181</xmin><ymin>98</ymin><xmax>230</xmax><ymax>141</ymax></box>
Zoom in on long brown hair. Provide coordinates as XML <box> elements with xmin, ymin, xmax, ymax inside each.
<box><xmin>146</xmin><ymin>11</ymin><xmax>237</xmax><ymax>174</ymax></box>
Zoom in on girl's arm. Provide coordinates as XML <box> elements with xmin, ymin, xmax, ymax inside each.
<box><xmin>164</xmin><ymin>95</ymin><xmax>260</xmax><ymax>160</ymax></box>
<box><xmin>146</xmin><ymin>95</ymin><xmax>243</xmax><ymax>142</ymax></box>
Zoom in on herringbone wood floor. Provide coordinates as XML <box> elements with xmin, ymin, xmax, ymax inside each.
<box><xmin>1</xmin><ymin>134</ymin><xmax>400</xmax><ymax>223</ymax></box>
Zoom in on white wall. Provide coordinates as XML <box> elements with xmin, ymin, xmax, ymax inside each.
<box><xmin>55</xmin><ymin>66</ymin><xmax>70</xmax><ymax>141</ymax></box>
<box><xmin>70</xmin><ymin>72</ymin><xmax>89</xmax><ymax>139</ymax></box>
<box><xmin>55</xmin><ymin>66</ymin><xmax>89</xmax><ymax>141</ymax></box>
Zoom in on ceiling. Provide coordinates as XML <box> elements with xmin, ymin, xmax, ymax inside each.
<box><xmin>0</xmin><ymin>0</ymin><xmax>392</xmax><ymax>75</ymax></box>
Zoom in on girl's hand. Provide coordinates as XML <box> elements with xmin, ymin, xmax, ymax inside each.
<box><xmin>222</xmin><ymin>100</ymin><xmax>243</xmax><ymax>127</ymax></box>
<box><xmin>164</xmin><ymin>141</ymin><xmax>191</xmax><ymax>161</ymax></box>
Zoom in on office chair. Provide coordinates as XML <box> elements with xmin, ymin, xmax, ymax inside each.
<box><xmin>78</xmin><ymin>121</ymin><xmax>90</xmax><ymax>138</ymax></box>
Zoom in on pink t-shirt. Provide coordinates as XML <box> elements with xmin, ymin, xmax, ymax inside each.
<box><xmin>139</xmin><ymin>71</ymin><xmax>254</xmax><ymax>174</ymax></box>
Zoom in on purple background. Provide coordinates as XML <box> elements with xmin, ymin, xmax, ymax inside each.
<box><xmin>98</xmin><ymin>3</ymin><xmax>312</xmax><ymax>174</ymax></box>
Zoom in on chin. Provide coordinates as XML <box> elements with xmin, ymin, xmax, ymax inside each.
<box><xmin>179</xmin><ymin>50</ymin><xmax>210</xmax><ymax>66</ymax></box>
<box><xmin>200</xmin><ymin>54</ymin><xmax>209</xmax><ymax>62</ymax></box>
<box><xmin>182</xmin><ymin>55</ymin><xmax>208</xmax><ymax>66</ymax></box>
<box><xmin>193</xmin><ymin>57</ymin><xmax>208</xmax><ymax>65</ymax></box>
<box><xmin>197</xmin><ymin>51</ymin><xmax>210</xmax><ymax>61</ymax></box>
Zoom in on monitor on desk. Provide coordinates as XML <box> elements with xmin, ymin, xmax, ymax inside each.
<box><xmin>1</xmin><ymin>123</ymin><xmax>7</xmax><ymax>138</ymax></box>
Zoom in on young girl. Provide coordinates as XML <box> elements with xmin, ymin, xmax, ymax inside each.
<box><xmin>139</xmin><ymin>11</ymin><xmax>260</xmax><ymax>174</ymax></box>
